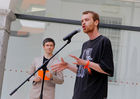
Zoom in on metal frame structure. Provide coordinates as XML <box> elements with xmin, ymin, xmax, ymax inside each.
<box><xmin>15</xmin><ymin>13</ymin><xmax>140</xmax><ymax>32</ymax></box>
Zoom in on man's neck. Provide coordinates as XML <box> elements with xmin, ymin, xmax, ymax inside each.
<box><xmin>44</xmin><ymin>53</ymin><xmax>53</xmax><ymax>59</ymax></box>
<box><xmin>87</xmin><ymin>29</ymin><xmax>100</xmax><ymax>40</ymax></box>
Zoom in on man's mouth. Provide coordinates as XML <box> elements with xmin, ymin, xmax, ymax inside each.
<box><xmin>82</xmin><ymin>26</ymin><xmax>86</xmax><ymax>30</ymax></box>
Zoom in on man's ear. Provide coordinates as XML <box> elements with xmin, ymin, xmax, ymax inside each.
<box><xmin>94</xmin><ymin>20</ymin><xmax>99</xmax><ymax>27</ymax></box>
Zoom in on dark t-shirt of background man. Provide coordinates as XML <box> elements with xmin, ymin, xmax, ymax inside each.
<box><xmin>43</xmin><ymin>56</ymin><xmax>48</xmax><ymax>69</ymax></box>
<box><xmin>72</xmin><ymin>35</ymin><xmax>114</xmax><ymax>99</ymax></box>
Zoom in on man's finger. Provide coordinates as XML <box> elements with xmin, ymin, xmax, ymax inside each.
<box><xmin>51</xmin><ymin>64</ymin><xmax>60</xmax><ymax>68</ymax></box>
<box><xmin>51</xmin><ymin>65</ymin><xmax>59</xmax><ymax>70</ymax></box>
<box><xmin>51</xmin><ymin>67</ymin><xmax>59</xmax><ymax>72</ymax></box>
<box><xmin>73</xmin><ymin>62</ymin><xmax>78</xmax><ymax>65</ymax></box>
<box><xmin>57</xmin><ymin>67</ymin><xmax>65</xmax><ymax>72</ymax></box>
<box><xmin>61</xmin><ymin>57</ymin><xmax>65</xmax><ymax>63</ymax></box>
<box><xmin>69</xmin><ymin>55</ymin><xmax>79</xmax><ymax>60</ymax></box>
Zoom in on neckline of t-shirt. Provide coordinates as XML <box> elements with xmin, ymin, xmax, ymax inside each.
<box><xmin>43</xmin><ymin>56</ymin><xmax>49</xmax><ymax>60</ymax></box>
<box><xmin>89</xmin><ymin>35</ymin><xmax>102</xmax><ymax>42</ymax></box>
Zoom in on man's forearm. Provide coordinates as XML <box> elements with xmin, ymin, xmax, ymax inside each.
<box><xmin>67</xmin><ymin>64</ymin><xmax>78</xmax><ymax>73</ymax></box>
<box><xmin>89</xmin><ymin>62</ymin><xmax>109</xmax><ymax>75</ymax></box>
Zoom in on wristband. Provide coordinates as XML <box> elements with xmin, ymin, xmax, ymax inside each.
<box><xmin>84</xmin><ymin>60</ymin><xmax>90</xmax><ymax>68</ymax></box>
<box><xmin>84</xmin><ymin>60</ymin><xmax>91</xmax><ymax>74</ymax></box>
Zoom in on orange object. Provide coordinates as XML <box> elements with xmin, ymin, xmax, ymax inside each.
<box><xmin>38</xmin><ymin>70</ymin><xmax>50</xmax><ymax>80</ymax></box>
<box><xmin>84</xmin><ymin>60</ymin><xmax>91</xmax><ymax>74</ymax></box>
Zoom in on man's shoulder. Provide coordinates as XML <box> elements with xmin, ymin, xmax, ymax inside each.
<box><xmin>83</xmin><ymin>40</ymin><xmax>90</xmax><ymax>45</ymax></box>
<box><xmin>101</xmin><ymin>35</ymin><xmax>110</xmax><ymax>41</ymax></box>
<box><xmin>52</xmin><ymin>56</ymin><xmax>59</xmax><ymax>61</ymax></box>
<box><xmin>83</xmin><ymin>35</ymin><xmax>110</xmax><ymax>44</ymax></box>
<box><xmin>34</xmin><ymin>56</ymin><xmax>58</xmax><ymax>61</ymax></box>
<box><xmin>99</xmin><ymin>35</ymin><xmax>111</xmax><ymax>45</ymax></box>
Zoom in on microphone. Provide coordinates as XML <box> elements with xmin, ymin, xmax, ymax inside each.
<box><xmin>63</xmin><ymin>29</ymin><xmax>81</xmax><ymax>41</ymax></box>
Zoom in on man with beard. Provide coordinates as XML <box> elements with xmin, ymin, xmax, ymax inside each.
<box><xmin>52</xmin><ymin>11</ymin><xmax>114</xmax><ymax>99</ymax></box>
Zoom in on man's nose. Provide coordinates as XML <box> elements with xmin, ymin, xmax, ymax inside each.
<box><xmin>82</xmin><ymin>21</ymin><xmax>85</xmax><ymax>25</ymax></box>
<box><xmin>49</xmin><ymin>46</ymin><xmax>52</xmax><ymax>48</ymax></box>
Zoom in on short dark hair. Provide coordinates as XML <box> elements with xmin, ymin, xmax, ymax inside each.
<box><xmin>43</xmin><ymin>38</ymin><xmax>55</xmax><ymax>46</ymax></box>
<box><xmin>82</xmin><ymin>11</ymin><xmax>100</xmax><ymax>29</ymax></box>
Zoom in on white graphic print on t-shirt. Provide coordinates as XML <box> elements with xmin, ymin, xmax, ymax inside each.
<box><xmin>77</xmin><ymin>48</ymin><xmax>93</xmax><ymax>78</ymax></box>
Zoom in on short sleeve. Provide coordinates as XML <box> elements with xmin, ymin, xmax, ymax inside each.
<box><xmin>99</xmin><ymin>38</ymin><xmax>114</xmax><ymax>77</ymax></box>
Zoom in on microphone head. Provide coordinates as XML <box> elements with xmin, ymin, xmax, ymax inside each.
<box><xmin>63</xmin><ymin>29</ymin><xmax>81</xmax><ymax>41</ymax></box>
<box><xmin>76</xmin><ymin>28</ymin><xmax>81</xmax><ymax>33</ymax></box>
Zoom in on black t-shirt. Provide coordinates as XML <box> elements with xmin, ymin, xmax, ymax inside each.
<box><xmin>43</xmin><ymin>56</ymin><xmax>48</xmax><ymax>70</ymax></box>
<box><xmin>72</xmin><ymin>35</ymin><xmax>114</xmax><ymax>99</ymax></box>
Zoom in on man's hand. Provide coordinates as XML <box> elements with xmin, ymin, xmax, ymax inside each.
<box><xmin>33</xmin><ymin>76</ymin><xmax>41</xmax><ymax>82</ymax></box>
<box><xmin>51</xmin><ymin>58</ymin><xmax>68</xmax><ymax>72</ymax></box>
<box><xmin>45</xmin><ymin>71</ymin><xmax>52</xmax><ymax>79</ymax></box>
<box><xmin>70</xmin><ymin>55</ymin><xmax>87</xmax><ymax>66</ymax></box>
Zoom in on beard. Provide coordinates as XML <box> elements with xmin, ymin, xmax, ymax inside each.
<box><xmin>83</xmin><ymin>26</ymin><xmax>95</xmax><ymax>34</ymax></box>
